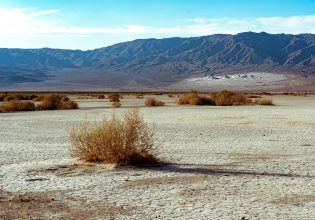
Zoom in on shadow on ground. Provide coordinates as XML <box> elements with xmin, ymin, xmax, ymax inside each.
<box><xmin>136</xmin><ymin>162</ymin><xmax>314</xmax><ymax>179</ymax></box>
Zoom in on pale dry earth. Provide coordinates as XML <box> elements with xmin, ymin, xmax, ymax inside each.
<box><xmin>0</xmin><ymin>95</ymin><xmax>315</xmax><ymax>219</ymax></box>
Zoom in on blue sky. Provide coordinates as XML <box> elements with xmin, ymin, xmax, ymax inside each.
<box><xmin>0</xmin><ymin>0</ymin><xmax>315</xmax><ymax>50</ymax></box>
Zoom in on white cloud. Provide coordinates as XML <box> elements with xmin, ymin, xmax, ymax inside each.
<box><xmin>0</xmin><ymin>7</ymin><xmax>315</xmax><ymax>49</ymax></box>
<box><xmin>29</xmin><ymin>9</ymin><xmax>59</xmax><ymax>17</ymax></box>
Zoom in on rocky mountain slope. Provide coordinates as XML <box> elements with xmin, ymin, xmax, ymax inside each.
<box><xmin>0</xmin><ymin>32</ymin><xmax>314</xmax><ymax>91</ymax></box>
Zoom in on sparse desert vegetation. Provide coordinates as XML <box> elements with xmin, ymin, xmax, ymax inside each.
<box><xmin>0</xmin><ymin>101</ymin><xmax>35</xmax><ymax>112</ymax></box>
<box><xmin>254</xmin><ymin>98</ymin><xmax>273</xmax><ymax>105</ymax></box>
<box><xmin>176</xmin><ymin>91</ymin><xmax>215</xmax><ymax>105</ymax></box>
<box><xmin>176</xmin><ymin>90</ymin><xmax>274</xmax><ymax>106</ymax></box>
<box><xmin>108</xmin><ymin>93</ymin><xmax>121</xmax><ymax>102</ymax></box>
<box><xmin>145</xmin><ymin>98</ymin><xmax>165</xmax><ymax>106</ymax></box>
<box><xmin>98</xmin><ymin>94</ymin><xmax>105</xmax><ymax>99</ymax></box>
<box><xmin>108</xmin><ymin>94</ymin><xmax>122</xmax><ymax>107</ymax></box>
<box><xmin>0</xmin><ymin>93</ymin><xmax>38</xmax><ymax>102</ymax></box>
<box><xmin>1</xmin><ymin>94</ymin><xmax>315</xmax><ymax>219</ymax></box>
<box><xmin>69</xmin><ymin>108</ymin><xmax>158</xmax><ymax>165</ymax></box>
<box><xmin>210</xmin><ymin>90</ymin><xmax>253</xmax><ymax>106</ymax></box>
<box><xmin>38</xmin><ymin>94</ymin><xmax>78</xmax><ymax>110</ymax></box>
<box><xmin>0</xmin><ymin>93</ymin><xmax>78</xmax><ymax>112</ymax></box>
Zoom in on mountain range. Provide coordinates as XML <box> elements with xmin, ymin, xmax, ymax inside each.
<box><xmin>0</xmin><ymin>32</ymin><xmax>314</xmax><ymax>91</ymax></box>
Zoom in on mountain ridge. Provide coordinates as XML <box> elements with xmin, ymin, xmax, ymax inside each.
<box><xmin>0</xmin><ymin>32</ymin><xmax>315</xmax><ymax>91</ymax></box>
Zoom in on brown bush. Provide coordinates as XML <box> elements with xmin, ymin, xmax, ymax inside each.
<box><xmin>39</xmin><ymin>94</ymin><xmax>78</xmax><ymax>110</ymax></box>
<box><xmin>108</xmin><ymin>94</ymin><xmax>120</xmax><ymax>102</ymax></box>
<box><xmin>167</xmin><ymin>94</ymin><xmax>174</xmax><ymax>98</ymax></box>
<box><xmin>0</xmin><ymin>101</ymin><xmax>35</xmax><ymax>112</ymax></box>
<box><xmin>0</xmin><ymin>93</ymin><xmax>7</xmax><ymax>102</ymax></box>
<box><xmin>2</xmin><ymin>93</ymin><xmax>37</xmax><ymax>101</ymax></box>
<box><xmin>98</xmin><ymin>94</ymin><xmax>105</xmax><ymax>99</ymax></box>
<box><xmin>145</xmin><ymin>98</ymin><xmax>165</xmax><ymax>106</ymax></box>
<box><xmin>60</xmin><ymin>96</ymin><xmax>70</xmax><ymax>102</ymax></box>
<box><xmin>112</xmin><ymin>101</ymin><xmax>122</xmax><ymax>108</ymax></box>
<box><xmin>211</xmin><ymin>90</ymin><xmax>252</xmax><ymax>106</ymax></box>
<box><xmin>255</xmin><ymin>98</ymin><xmax>273</xmax><ymax>105</ymax></box>
<box><xmin>176</xmin><ymin>91</ymin><xmax>214</xmax><ymax>105</ymax></box>
<box><xmin>69</xmin><ymin>108</ymin><xmax>158</xmax><ymax>166</ymax></box>
<box><xmin>58</xmin><ymin>101</ymin><xmax>79</xmax><ymax>109</ymax></box>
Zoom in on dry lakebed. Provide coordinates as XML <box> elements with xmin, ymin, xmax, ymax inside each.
<box><xmin>0</xmin><ymin>95</ymin><xmax>315</xmax><ymax>219</ymax></box>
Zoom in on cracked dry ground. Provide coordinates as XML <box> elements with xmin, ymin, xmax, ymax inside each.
<box><xmin>0</xmin><ymin>95</ymin><xmax>315</xmax><ymax>219</ymax></box>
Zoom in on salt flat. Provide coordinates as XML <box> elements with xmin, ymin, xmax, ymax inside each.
<box><xmin>0</xmin><ymin>95</ymin><xmax>315</xmax><ymax>219</ymax></box>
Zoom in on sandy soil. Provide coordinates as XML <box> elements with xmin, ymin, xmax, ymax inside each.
<box><xmin>0</xmin><ymin>95</ymin><xmax>315</xmax><ymax>219</ymax></box>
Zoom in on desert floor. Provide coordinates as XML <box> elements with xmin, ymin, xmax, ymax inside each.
<box><xmin>0</xmin><ymin>95</ymin><xmax>314</xmax><ymax>219</ymax></box>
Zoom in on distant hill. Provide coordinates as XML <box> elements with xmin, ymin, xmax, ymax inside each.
<box><xmin>0</xmin><ymin>32</ymin><xmax>314</xmax><ymax>91</ymax></box>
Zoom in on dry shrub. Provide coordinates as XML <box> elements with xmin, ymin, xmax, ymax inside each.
<box><xmin>112</xmin><ymin>101</ymin><xmax>122</xmax><ymax>108</ymax></box>
<box><xmin>211</xmin><ymin>90</ymin><xmax>252</xmax><ymax>106</ymax></box>
<box><xmin>0</xmin><ymin>101</ymin><xmax>35</xmax><ymax>112</ymax></box>
<box><xmin>0</xmin><ymin>93</ymin><xmax>7</xmax><ymax>102</ymax></box>
<box><xmin>2</xmin><ymin>93</ymin><xmax>37</xmax><ymax>101</ymax></box>
<box><xmin>98</xmin><ymin>94</ymin><xmax>105</xmax><ymax>99</ymax></box>
<box><xmin>108</xmin><ymin>94</ymin><xmax>120</xmax><ymax>102</ymax></box>
<box><xmin>145</xmin><ymin>98</ymin><xmax>165</xmax><ymax>106</ymax></box>
<box><xmin>176</xmin><ymin>91</ymin><xmax>214</xmax><ymax>105</ymax></box>
<box><xmin>69</xmin><ymin>108</ymin><xmax>158</xmax><ymax>166</ymax></box>
<box><xmin>58</xmin><ymin>101</ymin><xmax>79</xmax><ymax>109</ymax></box>
<box><xmin>255</xmin><ymin>98</ymin><xmax>273</xmax><ymax>105</ymax></box>
<box><xmin>39</xmin><ymin>94</ymin><xmax>78</xmax><ymax>110</ymax></box>
<box><xmin>167</xmin><ymin>94</ymin><xmax>174</xmax><ymax>98</ymax></box>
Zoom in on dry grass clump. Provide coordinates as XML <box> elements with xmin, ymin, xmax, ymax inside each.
<box><xmin>176</xmin><ymin>91</ymin><xmax>214</xmax><ymax>105</ymax></box>
<box><xmin>0</xmin><ymin>93</ymin><xmax>7</xmax><ymax>102</ymax></box>
<box><xmin>69</xmin><ymin>108</ymin><xmax>158</xmax><ymax>166</ymax></box>
<box><xmin>0</xmin><ymin>101</ymin><xmax>35</xmax><ymax>112</ymax></box>
<box><xmin>108</xmin><ymin>94</ymin><xmax>120</xmax><ymax>102</ymax></box>
<box><xmin>0</xmin><ymin>93</ymin><xmax>38</xmax><ymax>102</ymax></box>
<box><xmin>98</xmin><ymin>94</ymin><xmax>105</xmax><ymax>99</ymax></box>
<box><xmin>39</xmin><ymin>94</ymin><xmax>78</xmax><ymax>110</ymax></box>
<box><xmin>254</xmin><ymin>98</ymin><xmax>273</xmax><ymax>105</ymax></box>
<box><xmin>211</xmin><ymin>90</ymin><xmax>252</xmax><ymax>106</ymax></box>
<box><xmin>167</xmin><ymin>94</ymin><xmax>174</xmax><ymax>98</ymax></box>
<box><xmin>112</xmin><ymin>101</ymin><xmax>122</xmax><ymax>108</ymax></box>
<box><xmin>145</xmin><ymin>98</ymin><xmax>165</xmax><ymax>106</ymax></box>
<box><xmin>58</xmin><ymin>100</ymin><xmax>79</xmax><ymax>109</ymax></box>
